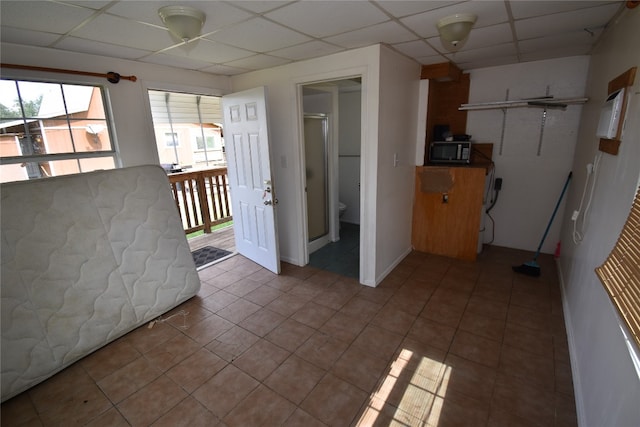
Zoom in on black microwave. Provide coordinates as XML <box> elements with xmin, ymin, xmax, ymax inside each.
<box><xmin>429</xmin><ymin>141</ymin><xmax>471</xmax><ymax>164</ymax></box>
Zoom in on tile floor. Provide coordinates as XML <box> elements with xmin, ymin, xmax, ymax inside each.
<box><xmin>309</xmin><ymin>222</ymin><xmax>360</xmax><ymax>279</ymax></box>
<box><xmin>1</xmin><ymin>246</ymin><xmax>577</xmax><ymax>426</ymax></box>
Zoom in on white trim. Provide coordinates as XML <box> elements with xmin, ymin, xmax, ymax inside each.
<box><xmin>556</xmin><ymin>258</ymin><xmax>586</xmax><ymax>427</ymax></box>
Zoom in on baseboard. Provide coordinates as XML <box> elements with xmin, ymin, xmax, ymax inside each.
<box><xmin>372</xmin><ymin>246</ymin><xmax>413</xmax><ymax>287</ymax></box>
<box><xmin>556</xmin><ymin>257</ymin><xmax>586</xmax><ymax>427</ymax></box>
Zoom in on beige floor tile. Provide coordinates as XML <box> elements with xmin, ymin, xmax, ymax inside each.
<box><xmin>0</xmin><ymin>393</ymin><xmax>40</xmax><ymax>426</ymax></box>
<box><xmin>97</xmin><ymin>356</ymin><xmax>162</xmax><ymax>404</ymax></box>
<box><xmin>264</xmin><ymin>354</ymin><xmax>325</xmax><ymax>405</ymax></box>
<box><xmin>301</xmin><ymin>373</ymin><xmax>368</xmax><ymax>426</ymax></box>
<box><xmin>291</xmin><ymin>301</ymin><xmax>336</xmax><ymax>329</ymax></box>
<box><xmin>166</xmin><ymin>348</ymin><xmax>227</xmax><ymax>393</ymax></box>
<box><xmin>499</xmin><ymin>345</ymin><xmax>555</xmax><ymax>391</ymax></box>
<box><xmin>224</xmin><ymin>384</ymin><xmax>297</xmax><ymax>426</ymax></box>
<box><xmin>233</xmin><ymin>338</ymin><xmax>290</xmax><ymax>381</ymax></box>
<box><xmin>491</xmin><ymin>373</ymin><xmax>555</xmax><ymax>426</ymax></box>
<box><xmin>151</xmin><ymin>396</ymin><xmax>221</xmax><ymax>427</ymax></box>
<box><xmin>406</xmin><ymin>317</ymin><xmax>457</xmax><ymax>352</ymax></box>
<box><xmin>295</xmin><ymin>331</ymin><xmax>350</xmax><ymax>370</ymax></box>
<box><xmin>351</xmin><ymin>324</ymin><xmax>404</xmax><ymax>361</ymax></box>
<box><xmin>182</xmin><ymin>314</ymin><xmax>234</xmax><ymax>345</ymax></box>
<box><xmin>283</xmin><ymin>408</ymin><xmax>328</xmax><ymax>427</ymax></box>
<box><xmin>143</xmin><ymin>333</ymin><xmax>202</xmax><ymax>371</ymax></box>
<box><xmin>458</xmin><ymin>310</ymin><xmax>506</xmax><ymax>342</ymax></box>
<box><xmin>238</xmin><ymin>307</ymin><xmax>286</xmax><ymax>337</ymax></box>
<box><xmin>198</xmin><ymin>289</ymin><xmax>238</xmax><ymax>313</ymax></box>
<box><xmin>265</xmin><ymin>293</ymin><xmax>309</xmax><ymax>317</ymax></box>
<box><xmin>192</xmin><ymin>364</ymin><xmax>259</xmax><ymax>418</ymax></box>
<box><xmin>80</xmin><ymin>338</ymin><xmax>141</xmax><ymax>382</ymax></box>
<box><xmin>439</xmin><ymin>353</ymin><xmax>497</xmax><ymax>404</ymax></box>
<box><xmin>205</xmin><ymin>325</ymin><xmax>260</xmax><ymax>362</ymax></box>
<box><xmin>85</xmin><ymin>407</ymin><xmax>130</xmax><ymax>427</ymax></box>
<box><xmin>503</xmin><ymin>322</ymin><xmax>554</xmax><ymax>359</ymax></box>
<box><xmin>332</xmin><ymin>345</ymin><xmax>389</xmax><ymax>393</ymax></box>
<box><xmin>370</xmin><ymin>304</ymin><xmax>417</xmax><ymax>335</ymax></box>
<box><xmin>243</xmin><ymin>284</ymin><xmax>284</xmax><ymax>306</ymax></box>
<box><xmin>224</xmin><ymin>277</ymin><xmax>263</xmax><ymax>297</ymax></box>
<box><xmin>117</xmin><ymin>375</ymin><xmax>187</xmax><ymax>427</ymax></box>
<box><xmin>266</xmin><ymin>318</ymin><xmax>316</xmax><ymax>352</ymax></box>
<box><xmin>216</xmin><ymin>298</ymin><xmax>262</xmax><ymax>324</ymax></box>
<box><xmin>421</xmin><ymin>300</ymin><xmax>466</xmax><ymax>328</ymax></box>
<box><xmin>319</xmin><ymin>311</ymin><xmax>368</xmax><ymax>343</ymax></box>
<box><xmin>449</xmin><ymin>330</ymin><xmax>502</xmax><ymax>369</ymax></box>
<box><xmin>339</xmin><ymin>297</ymin><xmax>383</xmax><ymax>321</ymax></box>
<box><xmin>121</xmin><ymin>322</ymin><xmax>180</xmax><ymax>354</ymax></box>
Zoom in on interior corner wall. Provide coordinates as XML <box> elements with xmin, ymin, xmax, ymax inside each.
<box><xmin>557</xmin><ymin>7</ymin><xmax>640</xmax><ymax>426</ymax></box>
<box><xmin>466</xmin><ymin>56</ymin><xmax>590</xmax><ymax>253</ymax></box>
<box><xmin>0</xmin><ymin>43</ymin><xmax>232</xmax><ymax>168</ymax></box>
<box><xmin>375</xmin><ymin>46</ymin><xmax>421</xmax><ymax>282</ymax></box>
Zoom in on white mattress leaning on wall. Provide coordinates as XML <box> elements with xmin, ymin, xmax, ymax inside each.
<box><xmin>0</xmin><ymin>165</ymin><xmax>201</xmax><ymax>402</ymax></box>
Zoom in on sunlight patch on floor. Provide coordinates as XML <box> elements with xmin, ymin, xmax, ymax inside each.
<box><xmin>355</xmin><ymin>348</ymin><xmax>450</xmax><ymax>426</ymax></box>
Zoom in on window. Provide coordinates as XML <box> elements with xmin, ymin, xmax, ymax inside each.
<box><xmin>596</xmin><ymin>186</ymin><xmax>640</xmax><ymax>349</ymax></box>
<box><xmin>165</xmin><ymin>132</ymin><xmax>179</xmax><ymax>147</ymax></box>
<box><xmin>0</xmin><ymin>79</ymin><xmax>117</xmax><ymax>183</ymax></box>
<box><xmin>148</xmin><ymin>90</ymin><xmax>225</xmax><ymax>170</ymax></box>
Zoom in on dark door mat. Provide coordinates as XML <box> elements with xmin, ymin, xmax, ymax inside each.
<box><xmin>192</xmin><ymin>246</ymin><xmax>232</xmax><ymax>268</ymax></box>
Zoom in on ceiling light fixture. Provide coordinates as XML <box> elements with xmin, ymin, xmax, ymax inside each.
<box><xmin>436</xmin><ymin>13</ymin><xmax>477</xmax><ymax>48</ymax></box>
<box><xmin>158</xmin><ymin>5</ymin><xmax>206</xmax><ymax>43</ymax></box>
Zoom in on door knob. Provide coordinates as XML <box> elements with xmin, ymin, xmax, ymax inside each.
<box><xmin>264</xmin><ymin>200</ymin><xmax>272</xmax><ymax>205</ymax></box>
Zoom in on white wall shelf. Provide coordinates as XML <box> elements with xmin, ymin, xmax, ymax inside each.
<box><xmin>459</xmin><ymin>96</ymin><xmax>588</xmax><ymax>111</ymax></box>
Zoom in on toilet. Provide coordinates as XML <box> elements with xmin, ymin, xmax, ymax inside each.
<box><xmin>338</xmin><ymin>201</ymin><xmax>347</xmax><ymax>218</ymax></box>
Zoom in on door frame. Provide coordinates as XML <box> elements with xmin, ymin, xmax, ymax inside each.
<box><xmin>294</xmin><ymin>69</ymin><xmax>372</xmax><ymax>285</ymax></box>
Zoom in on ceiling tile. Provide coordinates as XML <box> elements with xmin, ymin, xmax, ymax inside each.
<box><xmin>71</xmin><ymin>14</ymin><xmax>174</xmax><ymax>51</ymax></box>
<box><xmin>401</xmin><ymin>1</ymin><xmax>509</xmax><ymax>39</ymax></box>
<box><xmin>376</xmin><ymin>1</ymin><xmax>462</xmax><ymax>18</ymax></box>
<box><xmin>55</xmin><ymin>37</ymin><xmax>152</xmax><ymax>60</ymax></box>
<box><xmin>141</xmin><ymin>52</ymin><xmax>216</xmax><ymax>70</ymax></box>
<box><xmin>227</xmin><ymin>1</ymin><xmax>294</xmax><ymax>15</ymax></box>
<box><xmin>0</xmin><ymin>27</ymin><xmax>61</xmax><ymax>47</ymax></box>
<box><xmin>445</xmin><ymin>43</ymin><xmax>517</xmax><ymax>64</ymax></box>
<box><xmin>199</xmin><ymin>64</ymin><xmax>250</xmax><ymax>76</ymax></box>
<box><xmin>206</xmin><ymin>17</ymin><xmax>310</xmax><ymax>53</ymax></box>
<box><xmin>456</xmin><ymin>55</ymin><xmax>520</xmax><ymax>71</ymax></box>
<box><xmin>458</xmin><ymin>23</ymin><xmax>513</xmax><ymax>51</ymax></box>
<box><xmin>416</xmin><ymin>53</ymin><xmax>451</xmax><ymax>66</ymax></box>
<box><xmin>0</xmin><ymin>1</ymin><xmax>95</xmax><ymax>34</ymax></box>
<box><xmin>391</xmin><ymin>40</ymin><xmax>440</xmax><ymax>58</ymax></box>
<box><xmin>264</xmin><ymin>1</ymin><xmax>389</xmax><ymax>38</ymax></box>
<box><xmin>268</xmin><ymin>41</ymin><xmax>344</xmax><ymax>61</ymax></box>
<box><xmin>510</xmin><ymin>1</ymin><xmax>621</xmax><ymax>20</ymax></box>
<box><xmin>325</xmin><ymin>21</ymin><xmax>417</xmax><ymax>49</ymax></box>
<box><xmin>520</xmin><ymin>47</ymin><xmax>591</xmax><ymax>64</ymax></box>
<box><xmin>518</xmin><ymin>30</ymin><xmax>602</xmax><ymax>54</ymax></box>
<box><xmin>162</xmin><ymin>39</ymin><xmax>255</xmax><ymax>63</ymax></box>
<box><xmin>224</xmin><ymin>54</ymin><xmax>292</xmax><ymax>70</ymax></box>
<box><xmin>515</xmin><ymin>3</ymin><xmax>621</xmax><ymax>40</ymax></box>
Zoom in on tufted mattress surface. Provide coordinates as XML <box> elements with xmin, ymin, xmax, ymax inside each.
<box><xmin>1</xmin><ymin>165</ymin><xmax>200</xmax><ymax>401</ymax></box>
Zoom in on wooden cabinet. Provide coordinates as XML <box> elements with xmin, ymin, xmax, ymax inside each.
<box><xmin>412</xmin><ymin>166</ymin><xmax>485</xmax><ymax>261</ymax></box>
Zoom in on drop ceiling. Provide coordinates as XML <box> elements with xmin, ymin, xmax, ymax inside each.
<box><xmin>0</xmin><ymin>1</ymin><xmax>625</xmax><ymax>76</ymax></box>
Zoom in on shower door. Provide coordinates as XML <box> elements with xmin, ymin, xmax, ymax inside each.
<box><xmin>304</xmin><ymin>114</ymin><xmax>329</xmax><ymax>242</ymax></box>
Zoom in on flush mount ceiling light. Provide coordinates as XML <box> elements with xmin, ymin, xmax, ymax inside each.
<box><xmin>158</xmin><ymin>5</ymin><xmax>206</xmax><ymax>43</ymax></box>
<box><xmin>436</xmin><ymin>13</ymin><xmax>477</xmax><ymax>48</ymax></box>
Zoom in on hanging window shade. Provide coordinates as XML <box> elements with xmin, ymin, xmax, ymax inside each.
<box><xmin>596</xmin><ymin>185</ymin><xmax>640</xmax><ymax>348</ymax></box>
<box><xmin>148</xmin><ymin>90</ymin><xmax>222</xmax><ymax>124</ymax></box>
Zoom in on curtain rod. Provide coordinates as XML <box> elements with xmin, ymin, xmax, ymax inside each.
<box><xmin>0</xmin><ymin>63</ymin><xmax>137</xmax><ymax>84</ymax></box>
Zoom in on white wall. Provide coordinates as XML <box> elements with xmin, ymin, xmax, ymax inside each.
<box><xmin>0</xmin><ymin>43</ymin><xmax>231</xmax><ymax>167</ymax></box>
<box><xmin>467</xmin><ymin>56</ymin><xmax>590</xmax><ymax>253</ymax></box>
<box><xmin>558</xmin><ymin>7</ymin><xmax>640</xmax><ymax>426</ymax></box>
<box><xmin>231</xmin><ymin>44</ymin><xmax>419</xmax><ymax>286</ymax></box>
<box><xmin>375</xmin><ymin>46</ymin><xmax>420</xmax><ymax>280</ymax></box>
<box><xmin>338</xmin><ymin>89</ymin><xmax>361</xmax><ymax>225</ymax></box>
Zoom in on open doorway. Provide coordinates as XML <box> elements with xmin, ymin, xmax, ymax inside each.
<box><xmin>300</xmin><ymin>78</ymin><xmax>362</xmax><ymax>278</ymax></box>
<box><xmin>147</xmin><ymin>89</ymin><xmax>236</xmax><ymax>266</ymax></box>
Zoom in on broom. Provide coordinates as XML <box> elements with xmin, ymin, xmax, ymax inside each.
<box><xmin>513</xmin><ymin>171</ymin><xmax>572</xmax><ymax>277</ymax></box>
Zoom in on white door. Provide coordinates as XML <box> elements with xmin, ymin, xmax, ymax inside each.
<box><xmin>222</xmin><ymin>87</ymin><xmax>280</xmax><ymax>273</ymax></box>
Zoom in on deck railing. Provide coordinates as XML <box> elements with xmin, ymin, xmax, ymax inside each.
<box><xmin>167</xmin><ymin>167</ymin><xmax>232</xmax><ymax>234</ymax></box>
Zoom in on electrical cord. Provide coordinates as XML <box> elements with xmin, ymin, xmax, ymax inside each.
<box><xmin>572</xmin><ymin>151</ymin><xmax>602</xmax><ymax>244</ymax></box>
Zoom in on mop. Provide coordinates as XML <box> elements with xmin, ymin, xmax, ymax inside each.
<box><xmin>513</xmin><ymin>171</ymin><xmax>572</xmax><ymax>277</ymax></box>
